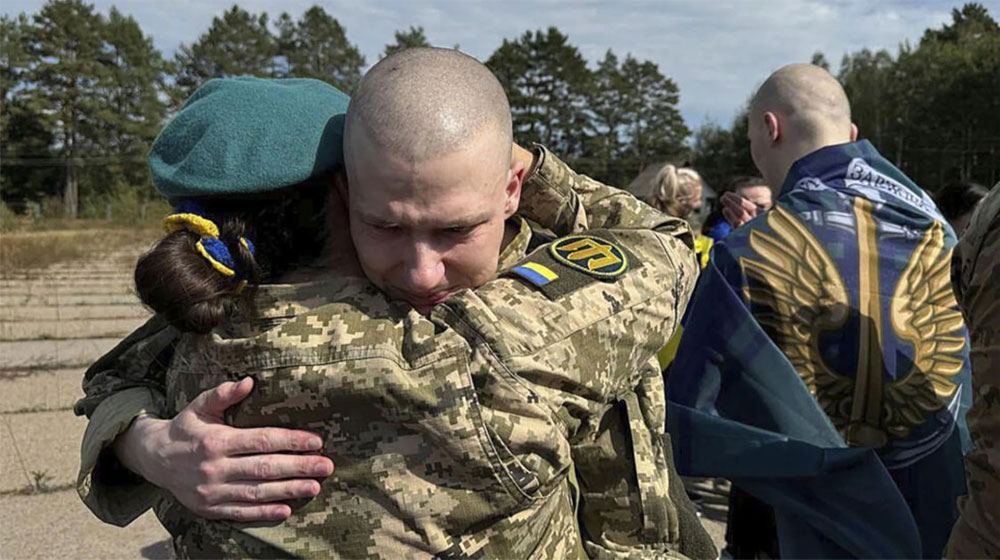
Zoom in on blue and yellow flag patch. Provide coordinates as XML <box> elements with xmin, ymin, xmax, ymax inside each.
<box><xmin>507</xmin><ymin>232</ymin><xmax>639</xmax><ymax>300</ymax></box>
<box><xmin>511</xmin><ymin>262</ymin><xmax>559</xmax><ymax>287</ymax></box>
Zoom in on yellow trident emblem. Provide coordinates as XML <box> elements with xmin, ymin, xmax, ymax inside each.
<box><xmin>550</xmin><ymin>235</ymin><xmax>628</xmax><ymax>278</ymax></box>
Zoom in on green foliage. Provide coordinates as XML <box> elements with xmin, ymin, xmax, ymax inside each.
<box><xmin>174</xmin><ymin>5</ymin><xmax>364</xmax><ymax>97</ymax></box>
<box><xmin>79</xmin><ymin>182</ymin><xmax>171</xmax><ymax>224</ymax></box>
<box><xmin>276</xmin><ymin>6</ymin><xmax>365</xmax><ymax>91</ymax></box>
<box><xmin>579</xmin><ymin>49</ymin><xmax>690</xmax><ymax>187</ymax></box>
<box><xmin>5</xmin><ymin>1</ymin><xmax>167</xmax><ymax>218</ymax></box>
<box><xmin>174</xmin><ymin>6</ymin><xmax>277</xmax><ymax>97</ymax></box>
<box><xmin>691</xmin><ymin>110</ymin><xmax>756</xmax><ymax>192</ymax></box>
<box><xmin>383</xmin><ymin>26</ymin><xmax>430</xmax><ymax>58</ymax></box>
<box><xmin>487</xmin><ymin>27</ymin><xmax>592</xmax><ymax>159</ymax></box>
<box><xmin>617</xmin><ymin>55</ymin><xmax>690</xmax><ymax>178</ymax></box>
<box><xmin>811</xmin><ymin>51</ymin><xmax>831</xmax><ymax>71</ymax></box>
<box><xmin>20</xmin><ymin>0</ymin><xmax>108</xmax><ymax>218</ymax></box>
<box><xmin>843</xmin><ymin>2</ymin><xmax>1000</xmax><ymax>189</ymax></box>
<box><xmin>8</xmin><ymin>0</ymin><xmax>997</xmax><ymax>218</ymax></box>
<box><xmin>487</xmin><ymin>30</ymin><xmax>689</xmax><ymax>187</ymax></box>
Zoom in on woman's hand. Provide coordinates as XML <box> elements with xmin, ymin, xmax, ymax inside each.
<box><xmin>113</xmin><ymin>377</ymin><xmax>334</xmax><ymax>522</ymax></box>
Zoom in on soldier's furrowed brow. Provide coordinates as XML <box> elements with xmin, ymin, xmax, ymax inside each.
<box><xmin>443</xmin><ymin>212</ymin><xmax>492</xmax><ymax>228</ymax></box>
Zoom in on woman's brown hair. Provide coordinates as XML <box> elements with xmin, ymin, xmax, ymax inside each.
<box><xmin>134</xmin><ymin>176</ymin><xmax>332</xmax><ymax>334</ymax></box>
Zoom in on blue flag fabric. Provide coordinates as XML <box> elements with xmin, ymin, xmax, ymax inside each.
<box><xmin>667</xmin><ymin>140</ymin><xmax>971</xmax><ymax>557</ymax></box>
<box><xmin>668</xmin><ymin>259</ymin><xmax>922</xmax><ymax>558</ymax></box>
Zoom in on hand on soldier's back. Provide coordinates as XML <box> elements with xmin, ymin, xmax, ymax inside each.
<box><xmin>114</xmin><ymin>377</ymin><xmax>333</xmax><ymax>522</ymax></box>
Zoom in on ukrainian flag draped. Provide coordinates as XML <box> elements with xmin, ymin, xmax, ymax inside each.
<box><xmin>666</xmin><ymin>140</ymin><xmax>971</xmax><ymax>558</ymax></box>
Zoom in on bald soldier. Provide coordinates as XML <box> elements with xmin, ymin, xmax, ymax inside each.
<box><xmin>947</xmin><ymin>181</ymin><xmax>1000</xmax><ymax>559</ymax></box>
<box><xmin>711</xmin><ymin>63</ymin><xmax>971</xmax><ymax>557</ymax></box>
<box><xmin>75</xmin><ymin>50</ymin><xmax>713</xmax><ymax>558</ymax></box>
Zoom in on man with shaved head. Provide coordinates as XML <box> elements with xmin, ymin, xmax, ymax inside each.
<box><xmin>341</xmin><ymin>48</ymin><xmax>523</xmax><ymax>314</ymax></box>
<box><xmin>700</xmin><ymin>63</ymin><xmax>972</xmax><ymax>557</ymax></box>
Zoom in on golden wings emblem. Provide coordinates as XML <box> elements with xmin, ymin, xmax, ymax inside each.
<box><xmin>739</xmin><ymin>199</ymin><xmax>966</xmax><ymax>448</ymax></box>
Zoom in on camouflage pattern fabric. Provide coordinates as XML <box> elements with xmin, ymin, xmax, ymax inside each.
<box><xmin>76</xmin><ymin>149</ymin><xmax>711</xmax><ymax>559</ymax></box>
<box><xmin>947</xmin><ymin>182</ymin><xmax>1000</xmax><ymax>559</ymax></box>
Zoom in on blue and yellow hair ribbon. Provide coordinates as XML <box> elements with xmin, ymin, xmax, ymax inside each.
<box><xmin>163</xmin><ymin>201</ymin><xmax>256</xmax><ymax>290</ymax></box>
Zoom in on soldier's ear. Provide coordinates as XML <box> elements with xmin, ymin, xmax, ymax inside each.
<box><xmin>764</xmin><ymin>111</ymin><xmax>780</xmax><ymax>143</ymax></box>
<box><xmin>504</xmin><ymin>159</ymin><xmax>524</xmax><ymax>218</ymax></box>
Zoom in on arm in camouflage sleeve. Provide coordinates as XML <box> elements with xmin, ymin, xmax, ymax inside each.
<box><xmin>946</xmin><ymin>187</ymin><xmax>1000</xmax><ymax>558</ymax></box>
<box><xmin>75</xmin><ymin>314</ymin><xmax>334</xmax><ymax>527</ymax></box>
<box><xmin>447</xmin><ymin>217</ymin><xmax>703</xmax><ymax>557</ymax></box>
<box><xmin>73</xmin><ymin>316</ymin><xmax>178</xmax><ymax>526</ymax></box>
<box><xmin>518</xmin><ymin>145</ymin><xmax>693</xmax><ymax>246</ymax></box>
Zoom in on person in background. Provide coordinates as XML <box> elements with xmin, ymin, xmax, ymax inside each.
<box><xmin>935</xmin><ymin>181</ymin><xmax>988</xmax><ymax>236</ymax></box>
<box><xmin>679</xmin><ymin>63</ymin><xmax>971</xmax><ymax>558</ymax></box>
<box><xmin>703</xmin><ymin>176</ymin><xmax>772</xmax><ymax>242</ymax></box>
<box><xmin>630</xmin><ymin>163</ymin><xmax>705</xmax><ymax>220</ymax></box>
<box><xmin>946</xmin><ymin>180</ymin><xmax>1000</xmax><ymax>559</ymax></box>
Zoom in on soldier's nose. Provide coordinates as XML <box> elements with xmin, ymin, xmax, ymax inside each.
<box><xmin>401</xmin><ymin>243</ymin><xmax>445</xmax><ymax>293</ymax></box>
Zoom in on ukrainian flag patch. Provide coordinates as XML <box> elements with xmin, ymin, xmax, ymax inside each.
<box><xmin>511</xmin><ymin>262</ymin><xmax>559</xmax><ymax>287</ymax></box>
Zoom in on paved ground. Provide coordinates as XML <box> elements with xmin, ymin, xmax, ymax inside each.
<box><xmin>0</xmin><ymin>246</ymin><xmax>728</xmax><ymax>558</ymax></box>
<box><xmin>0</xmin><ymin>250</ymin><xmax>171</xmax><ymax>558</ymax></box>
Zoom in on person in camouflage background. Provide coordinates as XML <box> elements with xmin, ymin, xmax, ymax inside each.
<box><xmin>946</xmin><ymin>181</ymin><xmax>1000</xmax><ymax>559</ymax></box>
<box><xmin>76</xmin><ymin>51</ymin><xmax>714</xmax><ymax>559</ymax></box>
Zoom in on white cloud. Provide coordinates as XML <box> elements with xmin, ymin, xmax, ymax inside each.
<box><xmin>5</xmin><ymin>0</ymin><xmax>994</xmax><ymax>129</ymax></box>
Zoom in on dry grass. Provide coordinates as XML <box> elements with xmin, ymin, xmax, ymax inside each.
<box><xmin>0</xmin><ymin>224</ymin><xmax>161</xmax><ymax>276</ymax></box>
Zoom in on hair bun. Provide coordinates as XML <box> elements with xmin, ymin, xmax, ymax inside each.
<box><xmin>135</xmin><ymin>230</ymin><xmax>240</xmax><ymax>333</ymax></box>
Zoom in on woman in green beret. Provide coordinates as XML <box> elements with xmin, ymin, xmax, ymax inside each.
<box><xmin>77</xmin><ymin>76</ymin><xmax>353</xmax><ymax>528</ymax></box>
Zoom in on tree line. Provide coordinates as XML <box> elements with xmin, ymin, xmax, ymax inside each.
<box><xmin>0</xmin><ymin>1</ymin><xmax>688</xmax><ymax>218</ymax></box>
<box><xmin>2</xmin><ymin>1</ymin><xmax>997</xmax><ymax>218</ymax></box>
<box><xmin>693</xmin><ymin>3</ymin><xmax>1000</xmax><ymax>194</ymax></box>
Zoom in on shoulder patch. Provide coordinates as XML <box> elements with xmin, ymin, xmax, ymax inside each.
<box><xmin>549</xmin><ymin>234</ymin><xmax>629</xmax><ymax>279</ymax></box>
<box><xmin>510</xmin><ymin>262</ymin><xmax>559</xmax><ymax>287</ymax></box>
<box><xmin>506</xmin><ymin>232</ymin><xmax>641</xmax><ymax>300</ymax></box>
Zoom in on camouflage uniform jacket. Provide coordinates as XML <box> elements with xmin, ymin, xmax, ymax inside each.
<box><xmin>75</xmin><ymin>149</ymin><xmax>707</xmax><ymax>559</ymax></box>
<box><xmin>947</xmin><ymin>183</ymin><xmax>1000</xmax><ymax>559</ymax></box>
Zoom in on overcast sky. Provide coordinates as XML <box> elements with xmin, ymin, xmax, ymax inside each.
<box><xmin>6</xmin><ymin>0</ymin><xmax>999</xmax><ymax>130</ymax></box>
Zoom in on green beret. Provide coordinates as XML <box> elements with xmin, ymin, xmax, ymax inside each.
<box><xmin>149</xmin><ymin>77</ymin><xmax>350</xmax><ymax>200</ymax></box>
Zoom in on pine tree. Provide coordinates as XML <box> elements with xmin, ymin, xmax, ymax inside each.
<box><xmin>486</xmin><ymin>27</ymin><xmax>591</xmax><ymax>160</ymax></box>
<box><xmin>383</xmin><ymin>26</ymin><xmax>430</xmax><ymax>58</ymax></box>
<box><xmin>174</xmin><ymin>5</ymin><xmax>277</xmax><ymax>98</ymax></box>
<box><xmin>617</xmin><ymin>54</ymin><xmax>690</xmax><ymax>181</ymax></box>
<box><xmin>21</xmin><ymin>0</ymin><xmax>108</xmax><ymax>217</ymax></box>
<box><xmin>581</xmin><ymin>50</ymin><xmax>627</xmax><ymax>182</ymax></box>
<box><xmin>277</xmin><ymin>6</ymin><xmax>364</xmax><ymax>92</ymax></box>
<box><xmin>93</xmin><ymin>7</ymin><xmax>168</xmax><ymax>195</ymax></box>
<box><xmin>1</xmin><ymin>13</ymin><xmax>59</xmax><ymax>205</ymax></box>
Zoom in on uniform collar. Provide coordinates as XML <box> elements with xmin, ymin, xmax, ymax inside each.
<box><xmin>497</xmin><ymin>216</ymin><xmax>533</xmax><ymax>273</ymax></box>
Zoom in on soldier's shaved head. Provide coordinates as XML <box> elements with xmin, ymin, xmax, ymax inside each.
<box><xmin>750</xmin><ymin>63</ymin><xmax>852</xmax><ymax>141</ymax></box>
<box><xmin>340</xmin><ymin>47</ymin><xmax>526</xmax><ymax>314</ymax></box>
<box><xmin>344</xmin><ymin>47</ymin><xmax>512</xmax><ymax>168</ymax></box>
<box><xmin>747</xmin><ymin>63</ymin><xmax>858</xmax><ymax>190</ymax></box>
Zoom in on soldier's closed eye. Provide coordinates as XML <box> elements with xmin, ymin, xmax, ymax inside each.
<box><xmin>443</xmin><ymin>224</ymin><xmax>482</xmax><ymax>236</ymax></box>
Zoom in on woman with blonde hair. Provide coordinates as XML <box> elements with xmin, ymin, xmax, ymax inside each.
<box><xmin>646</xmin><ymin>163</ymin><xmax>704</xmax><ymax>219</ymax></box>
